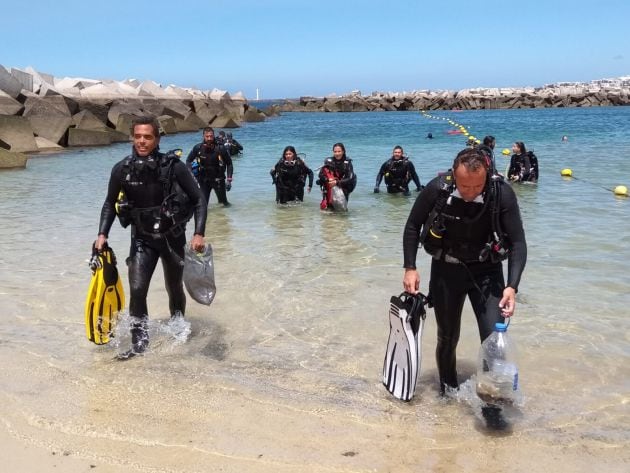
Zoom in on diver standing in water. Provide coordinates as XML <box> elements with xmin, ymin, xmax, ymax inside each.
<box><xmin>186</xmin><ymin>127</ymin><xmax>234</xmax><ymax>207</ymax></box>
<box><xmin>374</xmin><ymin>145</ymin><xmax>422</xmax><ymax>195</ymax></box>
<box><xmin>270</xmin><ymin>146</ymin><xmax>314</xmax><ymax>204</ymax></box>
<box><xmin>402</xmin><ymin>148</ymin><xmax>527</xmax><ymax>402</ymax></box>
<box><xmin>95</xmin><ymin>116</ymin><xmax>207</xmax><ymax>358</ymax></box>
<box><xmin>317</xmin><ymin>142</ymin><xmax>357</xmax><ymax>210</ymax></box>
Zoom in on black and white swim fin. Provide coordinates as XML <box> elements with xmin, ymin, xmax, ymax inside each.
<box><xmin>382</xmin><ymin>292</ymin><xmax>427</xmax><ymax>401</ymax></box>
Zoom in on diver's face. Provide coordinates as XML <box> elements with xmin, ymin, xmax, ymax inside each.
<box><xmin>333</xmin><ymin>146</ymin><xmax>344</xmax><ymax>160</ymax></box>
<box><xmin>284</xmin><ymin>150</ymin><xmax>295</xmax><ymax>161</ymax></box>
<box><xmin>393</xmin><ymin>148</ymin><xmax>403</xmax><ymax>159</ymax></box>
<box><xmin>454</xmin><ymin>166</ymin><xmax>487</xmax><ymax>202</ymax></box>
<box><xmin>512</xmin><ymin>143</ymin><xmax>520</xmax><ymax>154</ymax></box>
<box><xmin>133</xmin><ymin>124</ymin><xmax>159</xmax><ymax>157</ymax></box>
<box><xmin>203</xmin><ymin>131</ymin><xmax>214</xmax><ymax>143</ymax></box>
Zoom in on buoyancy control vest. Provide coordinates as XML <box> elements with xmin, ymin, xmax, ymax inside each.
<box><xmin>115</xmin><ymin>149</ymin><xmax>193</xmax><ymax>237</ymax></box>
<box><xmin>419</xmin><ymin>171</ymin><xmax>510</xmax><ymax>263</ymax></box>
<box><xmin>384</xmin><ymin>158</ymin><xmax>411</xmax><ymax>186</ymax></box>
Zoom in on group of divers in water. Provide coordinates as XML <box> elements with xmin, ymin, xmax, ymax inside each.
<box><xmin>91</xmin><ymin>116</ymin><xmax>535</xmax><ymax>429</ymax></box>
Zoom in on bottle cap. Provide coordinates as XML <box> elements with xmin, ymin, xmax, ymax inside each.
<box><xmin>494</xmin><ymin>322</ymin><xmax>508</xmax><ymax>332</ymax></box>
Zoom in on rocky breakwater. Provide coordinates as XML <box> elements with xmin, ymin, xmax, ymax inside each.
<box><xmin>279</xmin><ymin>79</ymin><xmax>630</xmax><ymax>113</ymax></box>
<box><xmin>0</xmin><ymin>65</ymin><xmax>270</xmax><ymax>169</ymax></box>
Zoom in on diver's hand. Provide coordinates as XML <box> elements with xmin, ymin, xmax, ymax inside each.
<box><xmin>499</xmin><ymin>287</ymin><xmax>516</xmax><ymax>317</ymax></box>
<box><xmin>373</xmin><ymin>186</ymin><xmax>380</xmax><ymax>193</ymax></box>
<box><xmin>191</xmin><ymin>234</ymin><xmax>205</xmax><ymax>252</ymax></box>
<box><xmin>403</xmin><ymin>268</ymin><xmax>420</xmax><ymax>294</ymax></box>
<box><xmin>95</xmin><ymin>234</ymin><xmax>107</xmax><ymax>251</ymax></box>
<box><xmin>329</xmin><ymin>179</ymin><xmax>337</xmax><ymax>188</ymax></box>
<box><xmin>307</xmin><ymin>186</ymin><xmax>312</xmax><ymax>193</ymax></box>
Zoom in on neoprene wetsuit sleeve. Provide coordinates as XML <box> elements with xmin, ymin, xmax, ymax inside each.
<box><xmin>402</xmin><ymin>177</ymin><xmax>441</xmax><ymax>268</ymax></box>
<box><xmin>223</xmin><ymin>149</ymin><xmax>233</xmax><ymax>179</ymax></box>
<box><xmin>305</xmin><ymin>166</ymin><xmax>314</xmax><ymax>187</ymax></box>
<box><xmin>338</xmin><ymin>160</ymin><xmax>356</xmax><ymax>189</ymax></box>
<box><xmin>173</xmin><ymin>161</ymin><xmax>207</xmax><ymax>236</ymax></box>
<box><xmin>98</xmin><ymin>163</ymin><xmax>124</xmax><ymax>237</ymax></box>
<box><xmin>499</xmin><ymin>182</ymin><xmax>527</xmax><ymax>291</ymax></box>
<box><xmin>375</xmin><ymin>161</ymin><xmax>387</xmax><ymax>186</ymax></box>
<box><xmin>408</xmin><ymin>161</ymin><xmax>422</xmax><ymax>188</ymax></box>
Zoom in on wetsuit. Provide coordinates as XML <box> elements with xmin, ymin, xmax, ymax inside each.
<box><xmin>98</xmin><ymin>148</ymin><xmax>207</xmax><ymax>324</ymax></box>
<box><xmin>403</xmin><ymin>174</ymin><xmax>527</xmax><ymax>391</ymax></box>
<box><xmin>375</xmin><ymin>157</ymin><xmax>421</xmax><ymax>194</ymax></box>
<box><xmin>317</xmin><ymin>157</ymin><xmax>357</xmax><ymax>203</ymax></box>
<box><xmin>186</xmin><ymin>141</ymin><xmax>233</xmax><ymax>205</ymax></box>
<box><xmin>270</xmin><ymin>158</ymin><xmax>314</xmax><ymax>203</ymax></box>
<box><xmin>508</xmin><ymin>152</ymin><xmax>533</xmax><ymax>182</ymax></box>
<box><xmin>477</xmin><ymin>145</ymin><xmax>497</xmax><ymax>175</ymax></box>
<box><xmin>225</xmin><ymin>138</ymin><xmax>243</xmax><ymax>155</ymax></box>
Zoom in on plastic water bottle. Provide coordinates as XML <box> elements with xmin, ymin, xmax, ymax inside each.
<box><xmin>476</xmin><ymin>322</ymin><xmax>520</xmax><ymax>406</ymax></box>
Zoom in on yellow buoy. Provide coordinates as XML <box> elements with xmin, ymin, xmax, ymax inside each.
<box><xmin>614</xmin><ymin>185</ymin><xmax>628</xmax><ymax>196</ymax></box>
<box><xmin>560</xmin><ymin>168</ymin><xmax>573</xmax><ymax>177</ymax></box>
<box><xmin>501</xmin><ymin>149</ymin><xmax>510</xmax><ymax>156</ymax></box>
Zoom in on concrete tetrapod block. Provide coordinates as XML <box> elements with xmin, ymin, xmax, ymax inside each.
<box><xmin>72</xmin><ymin>109</ymin><xmax>108</xmax><ymax>130</ymax></box>
<box><xmin>107</xmin><ymin>129</ymin><xmax>131</xmax><ymax>143</ymax></box>
<box><xmin>162</xmin><ymin>100</ymin><xmax>191</xmax><ymax>119</ymax></box>
<box><xmin>0</xmin><ymin>115</ymin><xmax>38</xmax><ymax>152</ymax></box>
<box><xmin>0</xmin><ymin>90</ymin><xmax>24</xmax><ymax>115</ymax></box>
<box><xmin>158</xmin><ymin>115</ymin><xmax>177</xmax><ymax>134</ymax></box>
<box><xmin>108</xmin><ymin>102</ymin><xmax>144</xmax><ymax>127</ymax></box>
<box><xmin>35</xmin><ymin>136</ymin><xmax>64</xmax><ymax>151</ymax></box>
<box><xmin>0</xmin><ymin>147</ymin><xmax>28</xmax><ymax>168</ymax></box>
<box><xmin>68</xmin><ymin>128</ymin><xmax>112</xmax><ymax>147</ymax></box>
<box><xmin>27</xmin><ymin>115</ymin><xmax>73</xmax><ymax>145</ymax></box>
<box><xmin>9</xmin><ymin>68</ymin><xmax>34</xmax><ymax>93</ymax></box>
<box><xmin>174</xmin><ymin>112</ymin><xmax>206</xmax><ymax>132</ymax></box>
<box><xmin>243</xmin><ymin>108</ymin><xmax>266</xmax><ymax>122</ymax></box>
<box><xmin>0</xmin><ymin>65</ymin><xmax>24</xmax><ymax>98</ymax></box>
<box><xmin>23</xmin><ymin>95</ymin><xmax>72</xmax><ymax>117</ymax></box>
<box><xmin>74</xmin><ymin>100</ymin><xmax>111</xmax><ymax>125</ymax></box>
<box><xmin>209</xmin><ymin>113</ymin><xmax>241</xmax><ymax>128</ymax></box>
<box><xmin>115</xmin><ymin>113</ymin><xmax>141</xmax><ymax>134</ymax></box>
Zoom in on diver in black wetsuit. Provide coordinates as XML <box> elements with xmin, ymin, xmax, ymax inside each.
<box><xmin>186</xmin><ymin>127</ymin><xmax>233</xmax><ymax>207</ymax></box>
<box><xmin>509</xmin><ymin>141</ymin><xmax>538</xmax><ymax>183</ymax></box>
<box><xmin>270</xmin><ymin>146</ymin><xmax>314</xmax><ymax>204</ymax></box>
<box><xmin>374</xmin><ymin>145</ymin><xmax>422</xmax><ymax>196</ymax></box>
<box><xmin>477</xmin><ymin>135</ymin><xmax>497</xmax><ymax>175</ymax></box>
<box><xmin>316</xmin><ymin>142</ymin><xmax>357</xmax><ymax>210</ymax></box>
<box><xmin>95</xmin><ymin>116</ymin><xmax>207</xmax><ymax>357</ymax></box>
<box><xmin>402</xmin><ymin>148</ymin><xmax>527</xmax><ymax>395</ymax></box>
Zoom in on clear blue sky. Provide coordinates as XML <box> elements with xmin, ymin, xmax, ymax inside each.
<box><xmin>2</xmin><ymin>0</ymin><xmax>629</xmax><ymax>99</ymax></box>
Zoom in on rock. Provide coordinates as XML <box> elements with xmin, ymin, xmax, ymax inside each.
<box><xmin>162</xmin><ymin>100</ymin><xmax>192</xmax><ymax>119</ymax></box>
<box><xmin>0</xmin><ymin>147</ymin><xmax>28</xmax><ymax>168</ymax></box>
<box><xmin>27</xmin><ymin>115</ymin><xmax>72</xmax><ymax>145</ymax></box>
<box><xmin>209</xmin><ymin>114</ymin><xmax>240</xmax><ymax>128</ymax></box>
<box><xmin>35</xmin><ymin>136</ymin><xmax>64</xmax><ymax>151</ymax></box>
<box><xmin>0</xmin><ymin>65</ymin><xmax>24</xmax><ymax>98</ymax></box>
<box><xmin>9</xmin><ymin>68</ymin><xmax>34</xmax><ymax>92</ymax></box>
<box><xmin>174</xmin><ymin>112</ymin><xmax>206</xmax><ymax>132</ymax></box>
<box><xmin>0</xmin><ymin>115</ymin><xmax>38</xmax><ymax>152</ymax></box>
<box><xmin>72</xmin><ymin>109</ymin><xmax>108</xmax><ymax>130</ymax></box>
<box><xmin>108</xmin><ymin>101</ymin><xmax>144</xmax><ymax>127</ymax></box>
<box><xmin>243</xmin><ymin>107</ymin><xmax>266</xmax><ymax>122</ymax></box>
<box><xmin>115</xmin><ymin>113</ymin><xmax>139</xmax><ymax>134</ymax></box>
<box><xmin>0</xmin><ymin>90</ymin><xmax>24</xmax><ymax>115</ymax></box>
<box><xmin>67</xmin><ymin>128</ymin><xmax>112</xmax><ymax>146</ymax></box>
<box><xmin>74</xmin><ymin>100</ymin><xmax>111</xmax><ymax>125</ymax></box>
<box><xmin>158</xmin><ymin>115</ymin><xmax>177</xmax><ymax>134</ymax></box>
<box><xmin>23</xmin><ymin>96</ymin><xmax>72</xmax><ymax>117</ymax></box>
<box><xmin>107</xmin><ymin>129</ymin><xmax>131</xmax><ymax>143</ymax></box>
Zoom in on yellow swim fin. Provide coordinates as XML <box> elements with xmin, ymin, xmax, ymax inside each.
<box><xmin>85</xmin><ymin>243</ymin><xmax>125</xmax><ymax>344</ymax></box>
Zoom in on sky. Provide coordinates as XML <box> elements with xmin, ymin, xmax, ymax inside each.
<box><xmin>2</xmin><ymin>0</ymin><xmax>629</xmax><ymax>99</ymax></box>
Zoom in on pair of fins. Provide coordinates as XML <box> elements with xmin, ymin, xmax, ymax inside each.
<box><xmin>85</xmin><ymin>243</ymin><xmax>125</xmax><ymax>344</ymax></box>
<box><xmin>382</xmin><ymin>292</ymin><xmax>427</xmax><ymax>402</ymax></box>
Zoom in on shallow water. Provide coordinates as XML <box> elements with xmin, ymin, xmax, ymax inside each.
<box><xmin>0</xmin><ymin>107</ymin><xmax>629</xmax><ymax>471</ymax></box>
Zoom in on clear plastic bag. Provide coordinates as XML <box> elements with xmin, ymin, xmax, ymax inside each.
<box><xmin>331</xmin><ymin>185</ymin><xmax>348</xmax><ymax>211</ymax></box>
<box><xmin>183</xmin><ymin>245</ymin><xmax>216</xmax><ymax>306</ymax></box>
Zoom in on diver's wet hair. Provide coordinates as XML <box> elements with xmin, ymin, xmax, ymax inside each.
<box><xmin>453</xmin><ymin>148</ymin><xmax>489</xmax><ymax>173</ymax></box>
<box><xmin>282</xmin><ymin>145</ymin><xmax>297</xmax><ymax>159</ymax></box>
<box><xmin>483</xmin><ymin>135</ymin><xmax>495</xmax><ymax>146</ymax></box>
<box><xmin>131</xmin><ymin>116</ymin><xmax>161</xmax><ymax>138</ymax></box>
<box><xmin>393</xmin><ymin>145</ymin><xmax>404</xmax><ymax>153</ymax></box>
<box><xmin>514</xmin><ymin>141</ymin><xmax>527</xmax><ymax>154</ymax></box>
<box><xmin>203</xmin><ymin>126</ymin><xmax>214</xmax><ymax>134</ymax></box>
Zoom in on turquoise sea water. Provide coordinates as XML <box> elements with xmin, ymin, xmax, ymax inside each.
<box><xmin>0</xmin><ymin>107</ymin><xmax>628</xmax><ymax>471</ymax></box>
